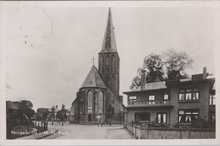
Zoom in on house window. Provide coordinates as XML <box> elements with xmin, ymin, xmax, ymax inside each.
<box><xmin>164</xmin><ymin>94</ymin><xmax>169</xmax><ymax>100</ymax></box>
<box><xmin>157</xmin><ymin>112</ymin><xmax>167</xmax><ymax>123</ymax></box>
<box><xmin>179</xmin><ymin>89</ymin><xmax>185</xmax><ymax>101</ymax></box>
<box><xmin>178</xmin><ymin>88</ymin><xmax>199</xmax><ymax>102</ymax></box>
<box><xmin>149</xmin><ymin>95</ymin><xmax>155</xmax><ymax>101</ymax></box>
<box><xmin>178</xmin><ymin>109</ymin><xmax>199</xmax><ymax>123</ymax></box>
<box><xmin>213</xmin><ymin>95</ymin><xmax>216</xmax><ymax>105</ymax></box>
<box><xmin>134</xmin><ymin>112</ymin><xmax>150</xmax><ymax>122</ymax></box>
<box><xmin>185</xmin><ymin>89</ymin><xmax>192</xmax><ymax>100</ymax></box>
<box><xmin>209</xmin><ymin>94</ymin><xmax>216</xmax><ymax>105</ymax></box>
<box><xmin>129</xmin><ymin>96</ymin><xmax>136</xmax><ymax>101</ymax></box>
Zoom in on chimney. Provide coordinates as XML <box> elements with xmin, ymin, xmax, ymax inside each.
<box><xmin>203</xmin><ymin>66</ymin><xmax>207</xmax><ymax>79</ymax></box>
<box><xmin>155</xmin><ymin>71</ymin><xmax>160</xmax><ymax>82</ymax></box>
<box><xmin>141</xmin><ymin>70</ymin><xmax>146</xmax><ymax>90</ymax></box>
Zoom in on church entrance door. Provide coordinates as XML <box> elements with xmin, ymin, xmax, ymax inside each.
<box><xmin>88</xmin><ymin>114</ymin><xmax>92</xmax><ymax>121</ymax></box>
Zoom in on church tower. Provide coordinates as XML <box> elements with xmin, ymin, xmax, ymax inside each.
<box><xmin>98</xmin><ymin>8</ymin><xmax>120</xmax><ymax>96</ymax></box>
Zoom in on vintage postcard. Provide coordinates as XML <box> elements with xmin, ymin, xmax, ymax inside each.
<box><xmin>0</xmin><ymin>1</ymin><xmax>219</xmax><ymax>145</ymax></box>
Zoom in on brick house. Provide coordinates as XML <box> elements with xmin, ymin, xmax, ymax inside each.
<box><xmin>123</xmin><ymin>68</ymin><xmax>215</xmax><ymax>127</ymax></box>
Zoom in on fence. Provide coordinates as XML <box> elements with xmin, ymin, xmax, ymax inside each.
<box><xmin>126</xmin><ymin>124</ymin><xmax>215</xmax><ymax>139</ymax></box>
<box><xmin>33</xmin><ymin>121</ymin><xmax>49</xmax><ymax>133</ymax></box>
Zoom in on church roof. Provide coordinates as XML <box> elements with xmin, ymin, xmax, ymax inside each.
<box><xmin>100</xmin><ymin>8</ymin><xmax>117</xmax><ymax>53</ymax></box>
<box><xmin>81</xmin><ymin>65</ymin><xmax>107</xmax><ymax>89</ymax></box>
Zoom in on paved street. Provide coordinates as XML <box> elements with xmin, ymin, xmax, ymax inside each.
<box><xmin>43</xmin><ymin>122</ymin><xmax>134</xmax><ymax>139</ymax></box>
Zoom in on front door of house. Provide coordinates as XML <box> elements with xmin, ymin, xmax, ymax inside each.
<box><xmin>88</xmin><ymin>114</ymin><xmax>92</xmax><ymax>121</ymax></box>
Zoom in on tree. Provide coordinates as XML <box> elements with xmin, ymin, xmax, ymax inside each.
<box><xmin>130</xmin><ymin>49</ymin><xmax>193</xmax><ymax>90</ymax></box>
<box><xmin>130</xmin><ymin>54</ymin><xmax>165</xmax><ymax>90</ymax></box>
<box><xmin>20</xmin><ymin>100</ymin><xmax>35</xmax><ymax>124</ymax></box>
<box><xmin>51</xmin><ymin>106</ymin><xmax>56</xmax><ymax>125</ymax></box>
<box><xmin>144</xmin><ymin>54</ymin><xmax>165</xmax><ymax>83</ymax></box>
<box><xmin>163</xmin><ymin>49</ymin><xmax>193</xmax><ymax>80</ymax></box>
<box><xmin>130</xmin><ymin>68</ymin><xmax>142</xmax><ymax>90</ymax></box>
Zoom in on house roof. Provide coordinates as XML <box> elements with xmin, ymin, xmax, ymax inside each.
<box><xmin>81</xmin><ymin>65</ymin><xmax>107</xmax><ymax>89</ymax></box>
<box><xmin>166</xmin><ymin>78</ymin><xmax>215</xmax><ymax>87</ymax></box>
<box><xmin>137</xmin><ymin>81</ymin><xmax>167</xmax><ymax>91</ymax></box>
<box><xmin>124</xmin><ymin>81</ymin><xmax>167</xmax><ymax>94</ymax></box>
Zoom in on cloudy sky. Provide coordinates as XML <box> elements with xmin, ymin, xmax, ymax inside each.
<box><xmin>1</xmin><ymin>1</ymin><xmax>218</xmax><ymax>110</ymax></box>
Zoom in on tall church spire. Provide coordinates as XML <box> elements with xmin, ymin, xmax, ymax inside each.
<box><xmin>100</xmin><ymin>8</ymin><xmax>117</xmax><ymax>53</ymax></box>
<box><xmin>98</xmin><ymin>8</ymin><xmax>120</xmax><ymax>96</ymax></box>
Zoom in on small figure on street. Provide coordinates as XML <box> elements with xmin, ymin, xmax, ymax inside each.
<box><xmin>97</xmin><ymin>114</ymin><xmax>101</xmax><ymax>127</ymax></box>
<box><xmin>100</xmin><ymin>115</ymin><xmax>104</xmax><ymax>126</ymax></box>
<box><xmin>109</xmin><ymin>118</ymin><xmax>112</xmax><ymax>126</ymax></box>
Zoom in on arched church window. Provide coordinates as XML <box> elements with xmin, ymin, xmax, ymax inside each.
<box><xmin>95</xmin><ymin>91</ymin><xmax>104</xmax><ymax>114</ymax></box>
<box><xmin>95</xmin><ymin>92</ymin><xmax>99</xmax><ymax>114</ymax></box>
<box><xmin>88</xmin><ymin>90</ymin><xmax>93</xmax><ymax>114</ymax></box>
<box><xmin>98</xmin><ymin>91</ymin><xmax>104</xmax><ymax>114</ymax></box>
<box><xmin>106</xmin><ymin>55</ymin><xmax>110</xmax><ymax>65</ymax></box>
<box><xmin>111</xmin><ymin>56</ymin><xmax>115</xmax><ymax>72</ymax></box>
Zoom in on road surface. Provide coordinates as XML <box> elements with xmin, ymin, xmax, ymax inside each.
<box><xmin>44</xmin><ymin>122</ymin><xmax>134</xmax><ymax>139</ymax></box>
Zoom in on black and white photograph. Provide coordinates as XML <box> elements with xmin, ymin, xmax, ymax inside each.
<box><xmin>0</xmin><ymin>1</ymin><xmax>219</xmax><ymax>145</ymax></box>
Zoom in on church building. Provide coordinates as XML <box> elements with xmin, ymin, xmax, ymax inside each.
<box><xmin>70</xmin><ymin>9</ymin><xmax>123</xmax><ymax>124</ymax></box>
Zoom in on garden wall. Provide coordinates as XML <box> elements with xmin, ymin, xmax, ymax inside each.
<box><xmin>126</xmin><ymin>124</ymin><xmax>215</xmax><ymax>139</ymax></box>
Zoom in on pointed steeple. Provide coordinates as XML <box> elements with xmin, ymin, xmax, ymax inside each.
<box><xmin>100</xmin><ymin>8</ymin><xmax>117</xmax><ymax>53</ymax></box>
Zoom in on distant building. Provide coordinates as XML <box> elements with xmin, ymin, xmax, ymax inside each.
<box><xmin>70</xmin><ymin>9</ymin><xmax>123</xmax><ymax>124</ymax></box>
<box><xmin>123</xmin><ymin>67</ymin><xmax>215</xmax><ymax>127</ymax></box>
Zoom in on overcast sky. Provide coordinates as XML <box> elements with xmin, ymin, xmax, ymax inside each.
<box><xmin>1</xmin><ymin>2</ymin><xmax>217</xmax><ymax>110</ymax></box>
